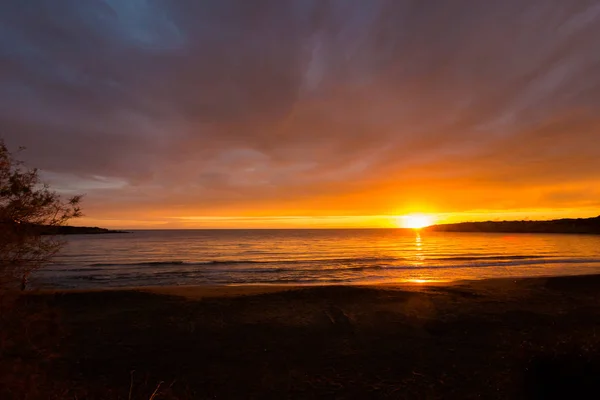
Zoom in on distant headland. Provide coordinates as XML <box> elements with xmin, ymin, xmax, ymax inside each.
<box><xmin>40</xmin><ymin>226</ymin><xmax>129</xmax><ymax>235</ymax></box>
<box><xmin>427</xmin><ymin>215</ymin><xmax>600</xmax><ymax>234</ymax></box>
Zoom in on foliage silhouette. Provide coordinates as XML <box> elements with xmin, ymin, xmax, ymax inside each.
<box><xmin>0</xmin><ymin>139</ymin><xmax>82</xmax><ymax>290</ymax></box>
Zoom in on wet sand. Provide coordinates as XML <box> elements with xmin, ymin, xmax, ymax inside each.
<box><xmin>4</xmin><ymin>275</ymin><xmax>600</xmax><ymax>399</ymax></box>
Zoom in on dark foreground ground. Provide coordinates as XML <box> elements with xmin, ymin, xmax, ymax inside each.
<box><xmin>3</xmin><ymin>275</ymin><xmax>600</xmax><ymax>399</ymax></box>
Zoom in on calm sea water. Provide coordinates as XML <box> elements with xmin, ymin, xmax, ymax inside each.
<box><xmin>32</xmin><ymin>229</ymin><xmax>600</xmax><ymax>289</ymax></box>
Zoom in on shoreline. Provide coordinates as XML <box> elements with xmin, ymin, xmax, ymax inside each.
<box><xmin>27</xmin><ymin>272</ymin><xmax>600</xmax><ymax>299</ymax></box>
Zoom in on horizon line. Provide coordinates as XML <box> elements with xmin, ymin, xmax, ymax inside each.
<box><xmin>73</xmin><ymin>214</ymin><xmax>600</xmax><ymax>231</ymax></box>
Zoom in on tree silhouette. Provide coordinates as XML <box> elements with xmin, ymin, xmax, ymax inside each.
<box><xmin>0</xmin><ymin>139</ymin><xmax>82</xmax><ymax>290</ymax></box>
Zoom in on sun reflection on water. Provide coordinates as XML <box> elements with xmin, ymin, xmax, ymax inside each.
<box><xmin>413</xmin><ymin>232</ymin><xmax>425</xmax><ymax>263</ymax></box>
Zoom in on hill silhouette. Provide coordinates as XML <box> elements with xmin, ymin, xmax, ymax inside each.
<box><xmin>38</xmin><ymin>226</ymin><xmax>128</xmax><ymax>235</ymax></box>
<box><xmin>427</xmin><ymin>216</ymin><xmax>600</xmax><ymax>234</ymax></box>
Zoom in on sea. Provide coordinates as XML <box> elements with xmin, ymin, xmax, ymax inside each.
<box><xmin>32</xmin><ymin>229</ymin><xmax>600</xmax><ymax>289</ymax></box>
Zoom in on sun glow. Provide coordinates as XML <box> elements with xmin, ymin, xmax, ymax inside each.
<box><xmin>398</xmin><ymin>214</ymin><xmax>435</xmax><ymax>229</ymax></box>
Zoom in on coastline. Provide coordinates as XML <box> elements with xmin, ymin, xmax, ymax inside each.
<box><xmin>29</xmin><ymin>279</ymin><xmax>457</xmax><ymax>298</ymax></box>
<box><xmin>27</xmin><ymin>272</ymin><xmax>600</xmax><ymax>298</ymax></box>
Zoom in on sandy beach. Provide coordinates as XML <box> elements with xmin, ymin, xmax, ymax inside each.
<box><xmin>3</xmin><ymin>275</ymin><xmax>600</xmax><ymax>399</ymax></box>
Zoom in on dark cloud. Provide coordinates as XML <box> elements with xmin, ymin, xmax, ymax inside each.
<box><xmin>1</xmin><ymin>0</ymin><xmax>600</xmax><ymax>226</ymax></box>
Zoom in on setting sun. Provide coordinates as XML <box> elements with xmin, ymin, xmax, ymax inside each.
<box><xmin>398</xmin><ymin>214</ymin><xmax>435</xmax><ymax>229</ymax></box>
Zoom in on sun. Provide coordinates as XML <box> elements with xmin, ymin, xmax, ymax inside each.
<box><xmin>398</xmin><ymin>214</ymin><xmax>435</xmax><ymax>229</ymax></box>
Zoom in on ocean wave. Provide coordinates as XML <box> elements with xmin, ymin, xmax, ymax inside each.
<box><xmin>86</xmin><ymin>257</ymin><xmax>398</xmax><ymax>268</ymax></box>
<box><xmin>431</xmin><ymin>255</ymin><xmax>548</xmax><ymax>261</ymax></box>
<box><xmin>89</xmin><ymin>260</ymin><xmax>189</xmax><ymax>267</ymax></box>
<box><xmin>84</xmin><ymin>255</ymin><xmax>552</xmax><ymax>267</ymax></box>
<box><xmin>75</xmin><ymin>257</ymin><xmax>600</xmax><ymax>277</ymax></box>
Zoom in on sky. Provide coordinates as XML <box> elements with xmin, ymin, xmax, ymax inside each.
<box><xmin>1</xmin><ymin>0</ymin><xmax>600</xmax><ymax>228</ymax></box>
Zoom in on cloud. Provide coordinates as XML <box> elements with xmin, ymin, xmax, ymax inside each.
<box><xmin>1</xmin><ymin>0</ymin><xmax>600</xmax><ymax>226</ymax></box>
